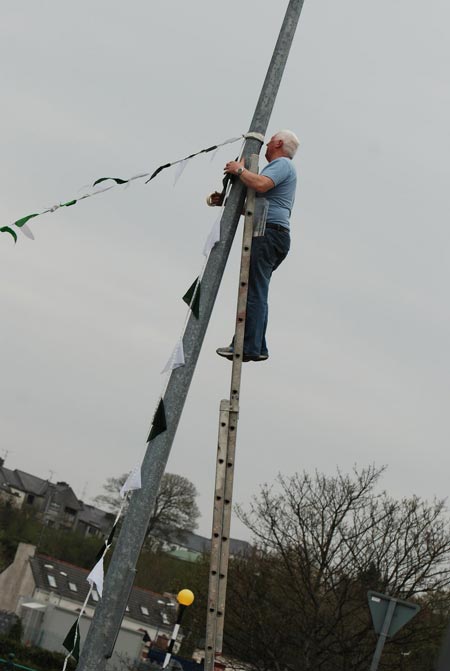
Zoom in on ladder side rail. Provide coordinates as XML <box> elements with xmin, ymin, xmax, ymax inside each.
<box><xmin>229</xmin><ymin>154</ymin><xmax>259</xmax><ymax>409</ymax></box>
<box><xmin>205</xmin><ymin>400</ymin><xmax>231</xmax><ymax>665</ymax></box>
<box><xmin>215</xmin><ymin>155</ymin><xmax>258</xmax><ymax>651</ymax></box>
<box><xmin>204</xmin><ymin>156</ymin><xmax>258</xmax><ymax>671</ymax></box>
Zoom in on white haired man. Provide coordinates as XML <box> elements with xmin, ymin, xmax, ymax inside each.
<box><xmin>213</xmin><ymin>130</ymin><xmax>299</xmax><ymax>362</ymax></box>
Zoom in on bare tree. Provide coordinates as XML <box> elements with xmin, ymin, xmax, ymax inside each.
<box><xmin>94</xmin><ymin>472</ymin><xmax>200</xmax><ymax>540</ymax></box>
<box><xmin>223</xmin><ymin>466</ymin><xmax>450</xmax><ymax>671</ymax></box>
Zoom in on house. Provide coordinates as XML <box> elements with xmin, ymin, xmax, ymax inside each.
<box><xmin>160</xmin><ymin>530</ymin><xmax>251</xmax><ymax>563</ymax></box>
<box><xmin>0</xmin><ymin>458</ymin><xmax>113</xmax><ymax>538</ymax></box>
<box><xmin>74</xmin><ymin>502</ymin><xmax>116</xmax><ymax>539</ymax></box>
<box><xmin>0</xmin><ymin>543</ymin><xmax>178</xmax><ymax>669</ymax></box>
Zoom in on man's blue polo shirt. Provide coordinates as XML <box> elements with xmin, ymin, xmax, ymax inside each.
<box><xmin>258</xmin><ymin>157</ymin><xmax>297</xmax><ymax>230</ymax></box>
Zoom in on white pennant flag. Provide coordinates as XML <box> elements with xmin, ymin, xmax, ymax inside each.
<box><xmin>203</xmin><ymin>212</ymin><xmax>222</xmax><ymax>257</ymax></box>
<box><xmin>173</xmin><ymin>159</ymin><xmax>188</xmax><ymax>186</ymax></box>
<box><xmin>120</xmin><ymin>464</ymin><xmax>142</xmax><ymax>498</ymax></box>
<box><xmin>161</xmin><ymin>339</ymin><xmax>185</xmax><ymax>374</ymax></box>
<box><xmin>20</xmin><ymin>223</ymin><xmax>35</xmax><ymax>240</ymax></box>
<box><xmin>87</xmin><ymin>557</ymin><xmax>104</xmax><ymax>597</ymax></box>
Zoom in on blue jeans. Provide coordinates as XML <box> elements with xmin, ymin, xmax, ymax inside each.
<box><xmin>243</xmin><ymin>227</ymin><xmax>290</xmax><ymax>357</ymax></box>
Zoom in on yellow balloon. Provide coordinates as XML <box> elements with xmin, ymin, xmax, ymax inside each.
<box><xmin>177</xmin><ymin>589</ymin><xmax>195</xmax><ymax>606</ymax></box>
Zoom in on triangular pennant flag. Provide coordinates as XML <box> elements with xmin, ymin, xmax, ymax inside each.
<box><xmin>173</xmin><ymin>159</ymin><xmax>188</xmax><ymax>186</ymax></box>
<box><xmin>182</xmin><ymin>277</ymin><xmax>201</xmax><ymax>319</ymax></box>
<box><xmin>87</xmin><ymin>557</ymin><xmax>104</xmax><ymax>597</ymax></box>
<box><xmin>14</xmin><ymin>213</ymin><xmax>39</xmax><ymax>228</ymax></box>
<box><xmin>147</xmin><ymin>398</ymin><xmax>167</xmax><ymax>442</ymax></box>
<box><xmin>203</xmin><ymin>213</ymin><xmax>222</xmax><ymax>257</ymax></box>
<box><xmin>20</xmin><ymin>223</ymin><xmax>35</xmax><ymax>240</ymax></box>
<box><xmin>63</xmin><ymin>620</ymin><xmax>80</xmax><ymax>662</ymax></box>
<box><xmin>95</xmin><ymin>542</ymin><xmax>106</xmax><ymax>564</ymax></box>
<box><xmin>93</xmin><ymin>177</ymin><xmax>129</xmax><ymax>187</ymax></box>
<box><xmin>146</xmin><ymin>163</ymin><xmax>171</xmax><ymax>183</ymax></box>
<box><xmin>94</xmin><ymin>523</ymin><xmax>117</xmax><ymax>563</ymax></box>
<box><xmin>0</xmin><ymin>227</ymin><xmax>17</xmax><ymax>243</ymax></box>
<box><xmin>120</xmin><ymin>464</ymin><xmax>142</xmax><ymax>498</ymax></box>
<box><xmin>161</xmin><ymin>339</ymin><xmax>185</xmax><ymax>374</ymax></box>
<box><xmin>106</xmin><ymin>523</ymin><xmax>117</xmax><ymax>547</ymax></box>
<box><xmin>62</xmin><ymin>199</ymin><xmax>77</xmax><ymax>208</ymax></box>
<box><xmin>94</xmin><ymin>541</ymin><xmax>107</xmax><ymax>564</ymax></box>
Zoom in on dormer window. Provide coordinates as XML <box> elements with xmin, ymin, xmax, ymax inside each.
<box><xmin>47</xmin><ymin>575</ymin><xmax>57</xmax><ymax>588</ymax></box>
<box><xmin>68</xmin><ymin>582</ymin><xmax>78</xmax><ymax>592</ymax></box>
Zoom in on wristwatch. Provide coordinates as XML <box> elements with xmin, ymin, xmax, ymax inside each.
<box><xmin>236</xmin><ymin>167</ymin><xmax>245</xmax><ymax>176</ymax></box>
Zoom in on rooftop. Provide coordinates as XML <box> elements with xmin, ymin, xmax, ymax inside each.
<box><xmin>30</xmin><ymin>553</ymin><xmax>177</xmax><ymax>630</ymax></box>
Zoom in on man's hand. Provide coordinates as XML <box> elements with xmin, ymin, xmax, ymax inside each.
<box><xmin>224</xmin><ymin>159</ymin><xmax>245</xmax><ymax>176</ymax></box>
<box><xmin>206</xmin><ymin>191</ymin><xmax>224</xmax><ymax>207</ymax></box>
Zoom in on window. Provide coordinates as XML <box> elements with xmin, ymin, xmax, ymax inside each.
<box><xmin>26</xmin><ymin>494</ymin><xmax>35</xmax><ymax>505</ymax></box>
<box><xmin>91</xmin><ymin>591</ymin><xmax>99</xmax><ymax>602</ymax></box>
<box><xmin>68</xmin><ymin>582</ymin><xmax>78</xmax><ymax>592</ymax></box>
<box><xmin>47</xmin><ymin>575</ymin><xmax>57</xmax><ymax>588</ymax></box>
<box><xmin>140</xmin><ymin>606</ymin><xmax>149</xmax><ymax>616</ymax></box>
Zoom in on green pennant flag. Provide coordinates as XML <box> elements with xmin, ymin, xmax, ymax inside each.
<box><xmin>95</xmin><ymin>523</ymin><xmax>117</xmax><ymax>562</ymax></box>
<box><xmin>146</xmin><ymin>163</ymin><xmax>171</xmax><ymax>183</ymax></box>
<box><xmin>62</xmin><ymin>199</ymin><xmax>77</xmax><ymax>207</ymax></box>
<box><xmin>182</xmin><ymin>277</ymin><xmax>201</xmax><ymax>319</ymax></box>
<box><xmin>147</xmin><ymin>398</ymin><xmax>167</xmax><ymax>442</ymax></box>
<box><xmin>63</xmin><ymin>620</ymin><xmax>80</xmax><ymax>662</ymax></box>
<box><xmin>0</xmin><ymin>226</ymin><xmax>18</xmax><ymax>243</ymax></box>
<box><xmin>14</xmin><ymin>213</ymin><xmax>40</xmax><ymax>228</ymax></box>
<box><xmin>93</xmin><ymin>177</ymin><xmax>129</xmax><ymax>187</ymax></box>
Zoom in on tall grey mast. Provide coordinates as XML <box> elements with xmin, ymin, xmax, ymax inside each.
<box><xmin>77</xmin><ymin>2</ymin><xmax>305</xmax><ymax>669</ymax></box>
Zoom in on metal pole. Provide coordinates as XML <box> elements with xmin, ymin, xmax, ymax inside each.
<box><xmin>77</xmin><ymin>2</ymin><xmax>305</xmax><ymax>669</ymax></box>
<box><xmin>370</xmin><ymin>599</ymin><xmax>396</xmax><ymax>671</ymax></box>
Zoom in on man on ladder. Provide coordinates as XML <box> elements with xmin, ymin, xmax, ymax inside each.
<box><xmin>210</xmin><ymin>129</ymin><xmax>300</xmax><ymax>362</ymax></box>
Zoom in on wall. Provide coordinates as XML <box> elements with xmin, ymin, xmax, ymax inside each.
<box><xmin>36</xmin><ymin>605</ymin><xmax>144</xmax><ymax>670</ymax></box>
<box><xmin>0</xmin><ymin>543</ymin><xmax>36</xmax><ymax>613</ymax></box>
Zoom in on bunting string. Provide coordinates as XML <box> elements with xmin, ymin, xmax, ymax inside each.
<box><xmin>59</xmin><ymin>139</ymin><xmax>240</xmax><ymax>668</ymax></box>
<box><xmin>62</xmin><ymin>585</ymin><xmax>92</xmax><ymax>669</ymax></box>
<box><xmin>1</xmin><ymin>135</ymin><xmax>243</xmax><ymax>243</ymax></box>
<box><xmin>61</xmin><ymin>496</ymin><xmax>130</xmax><ymax>670</ymax></box>
<box><xmin>159</xmin><ymin>166</ymin><xmax>234</xmax><ymax>381</ymax></box>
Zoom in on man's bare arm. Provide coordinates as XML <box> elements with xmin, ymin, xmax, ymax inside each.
<box><xmin>225</xmin><ymin>159</ymin><xmax>274</xmax><ymax>193</ymax></box>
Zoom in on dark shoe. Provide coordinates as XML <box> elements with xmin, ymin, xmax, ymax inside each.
<box><xmin>217</xmin><ymin>347</ymin><xmax>269</xmax><ymax>363</ymax></box>
<box><xmin>216</xmin><ymin>347</ymin><xmax>234</xmax><ymax>361</ymax></box>
<box><xmin>244</xmin><ymin>353</ymin><xmax>269</xmax><ymax>362</ymax></box>
<box><xmin>217</xmin><ymin>347</ymin><xmax>252</xmax><ymax>363</ymax></box>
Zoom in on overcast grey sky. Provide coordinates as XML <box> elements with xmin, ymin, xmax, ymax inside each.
<box><xmin>1</xmin><ymin>1</ymin><xmax>449</xmax><ymax>541</ymax></box>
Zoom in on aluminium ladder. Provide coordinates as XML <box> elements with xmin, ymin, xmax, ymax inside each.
<box><xmin>204</xmin><ymin>154</ymin><xmax>259</xmax><ymax>671</ymax></box>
